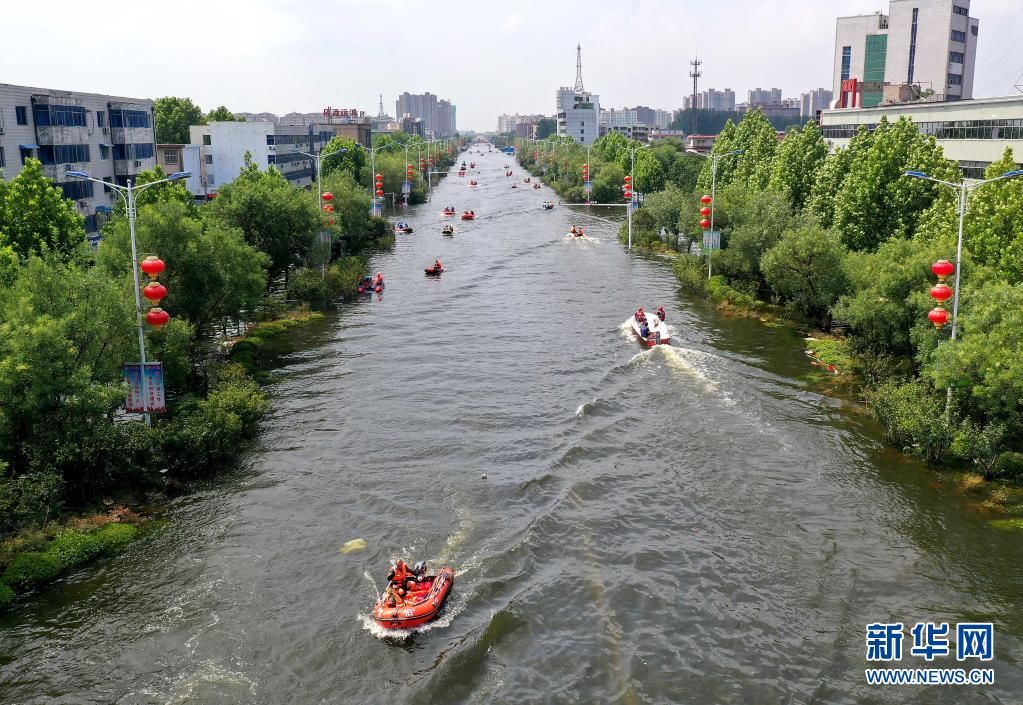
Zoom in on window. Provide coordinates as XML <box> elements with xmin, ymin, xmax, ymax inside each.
<box><xmin>58</xmin><ymin>180</ymin><xmax>94</xmax><ymax>200</ymax></box>
<box><xmin>15</xmin><ymin>106</ymin><xmax>28</xmax><ymax>125</ymax></box>
<box><xmin>163</xmin><ymin>150</ymin><xmax>178</xmax><ymax>165</ymax></box>
<box><xmin>841</xmin><ymin>46</ymin><xmax>852</xmax><ymax>81</ymax></box>
<box><xmin>108</xmin><ymin>109</ymin><xmax>150</xmax><ymax>128</ymax></box>
<box><xmin>84</xmin><ymin>214</ymin><xmax>99</xmax><ymax>234</ymax></box>
<box><xmin>971</xmin><ymin>24</ymin><xmax>978</xmax><ymax>36</ymax></box>
<box><xmin>266</xmin><ymin>134</ymin><xmax>275</xmax><ymax>145</ymax></box>
<box><xmin>207</xmin><ymin>174</ymin><xmax>215</xmax><ymax>185</ymax></box>
<box><xmin>267</xmin><ymin>154</ymin><xmax>276</xmax><ymax>165</ymax></box>
<box><xmin>19</xmin><ymin>147</ymin><xmax>33</xmax><ymax>164</ymax></box>
<box><xmin>953</xmin><ymin>5</ymin><xmax>968</xmax><ymax>16</ymax></box>
<box><xmin>112</xmin><ymin>143</ymin><xmax>155</xmax><ymax>160</ymax></box>
<box><xmin>100</xmin><ymin>145</ymin><xmax>110</xmax><ymax>159</ymax></box>
<box><xmin>950</xmin><ymin>51</ymin><xmax>964</xmax><ymax>64</ymax></box>
<box><xmin>205</xmin><ymin>154</ymin><xmax>213</xmax><ymax>164</ymax></box>
<box><xmin>102</xmin><ymin>176</ymin><xmax>113</xmax><ymax>193</ymax></box>
<box><xmin>38</xmin><ymin>144</ymin><xmax>90</xmax><ymax>164</ymax></box>
<box><xmin>0</xmin><ymin>146</ymin><xmax>4</xmax><ymax>169</ymax></box>
<box><xmin>948</xmin><ymin>73</ymin><xmax>963</xmax><ymax>86</ymax></box>
<box><xmin>202</xmin><ymin>134</ymin><xmax>212</xmax><ymax>146</ymax></box>
<box><xmin>951</xmin><ymin>29</ymin><xmax>966</xmax><ymax>42</ymax></box>
<box><xmin>97</xmin><ymin>111</ymin><xmax>106</xmax><ymax>128</ymax></box>
<box><xmin>33</xmin><ymin>104</ymin><xmax>87</xmax><ymax>127</ymax></box>
<box><xmin>907</xmin><ymin>8</ymin><xmax>919</xmax><ymax>83</ymax></box>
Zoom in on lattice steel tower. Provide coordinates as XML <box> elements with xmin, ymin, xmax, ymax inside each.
<box><xmin>689</xmin><ymin>56</ymin><xmax>702</xmax><ymax>135</ymax></box>
<box><xmin>575</xmin><ymin>43</ymin><xmax>585</xmax><ymax>92</ymax></box>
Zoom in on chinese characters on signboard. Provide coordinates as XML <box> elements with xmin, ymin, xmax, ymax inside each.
<box><xmin>123</xmin><ymin>362</ymin><xmax>166</xmax><ymax>413</ymax></box>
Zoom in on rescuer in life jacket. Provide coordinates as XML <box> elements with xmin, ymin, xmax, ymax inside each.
<box><xmin>656</xmin><ymin>306</ymin><xmax>665</xmax><ymax>321</ymax></box>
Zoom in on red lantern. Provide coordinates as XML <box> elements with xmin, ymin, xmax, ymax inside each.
<box><xmin>322</xmin><ymin>204</ymin><xmax>335</xmax><ymax>212</ymax></box>
<box><xmin>146</xmin><ymin>308</ymin><xmax>170</xmax><ymax>328</ymax></box>
<box><xmin>932</xmin><ymin>259</ymin><xmax>955</xmax><ymax>279</ymax></box>
<box><xmin>140</xmin><ymin>256</ymin><xmax>165</xmax><ymax>278</ymax></box>
<box><xmin>321</xmin><ymin>192</ymin><xmax>334</xmax><ymax>202</ymax></box>
<box><xmin>700</xmin><ymin>195</ymin><xmax>712</xmax><ymax>205</ymax></box>
<box><xmin>375</xmin><ymin>189</ymin><xmax>384</xmax><ymax>196</ymax></box>
<box><xmin>928</xmin><ymin>307</ymin><xmax>949</xmax><ymax>328</ymax></box>
<box><xmin>624</xmin><ymin>175</ymin><xmax>632</xmax><ymax>183</ymax></box>
<box><xmin>930</xmin><ymin>283</ymin><xmax>953</xmax><ymax>303</ymax></box>
<box><xmin>700</xmin><ymin>207</ymin><xmax>711</xmax><ymax>217</ymax></box>
<box><xmin>375</xmin><ymin>173</ymin><xmax>382</xmax><ymax>179</ymax></box>
<box><xmin>142</xmin><ymin>281</ymin><xmax>167</xmax><ymax>303</ymax></box>
<box><xmin>700</xmin><ymin>218</ymin><xmax>711</xmax><ymax>229</ymax></box>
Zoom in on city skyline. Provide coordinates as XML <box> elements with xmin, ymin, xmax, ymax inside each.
<box><xmin>3</xmin><ymin>0</ymin><xmax>1022</xmax><ymax>132</ymax></box>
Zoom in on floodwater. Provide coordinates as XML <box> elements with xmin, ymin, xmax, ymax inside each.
<box><xmin>2</xmin><ymin>148</ymin><xmax>1022</xmax><ymax>705</ymax></box>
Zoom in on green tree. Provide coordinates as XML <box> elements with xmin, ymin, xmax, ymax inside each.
<box><xmin>642</xmin><ymin>185</ymin><xmax>691</xmax><ymax>251</ymax></box>
<box><xmin>696</xmin><ymin>120</ymin><xmax>737</xmax><ymax>192</ymax></box>
<box><xmin>806</xmin><ymin>125</ymin><xmax>872</xmax><ymax>228</ymax></box>
<box><xmin>206</xmin><ymin>106</ymin><xmax>237</xmax><ymax>122</ymax></box>
<box><xmin>712</xmin><ymin>187</ymin><xmax>799</xmax><ymax>288</ymax></box>
<box><xmin>320</xmin><ymin>136</ymin><xmax>367</xmax><ymax>181</ymax></box>
<box><xmin>728</xmin><ymin>109</ymin><xmax>779</xmax><ymax>192</ymax></box>
<box><xmin>833</xmin><ymin>117</ymin><xmax>959</xmax><ymax>251</ymax></box>
<box><xmin>535</xmin><ymin>118</ymin><xmax>557</xmax><ymax>139</ymax></box>
<box><xmin>98</xmin><ymin>200</ymin><xmax>268</xmax><ymax>332</ymax></box>
<box><xmin>124</xmin><ymin>166</ymin><xmax>194</xmax><ymax>212</ymax></box>
<box><xmin>206</xmin><ymin>155</ymin><xmax>319</xmax><ymax>285</ymax></box>
<box><xmin>960</xmin><ymin>148</ymin><xmax>1023</xmax><ymax>281</ymax></box>
<box><xmin>762</xmin><ymin>225</ymin><xmax>848</xmax><ymax>324</ymax></box>
<box><xmin>769</xmin><ymin>120</ymin><xmax>828</xmax><ymax>211</ymax></box>
<box><xmin>153</xmin><ymin>97</ymin><xmax>205</xmax><ymax>144</ymax></box>
<box><xmin>0</xmin><ymin>159</ymin><xmax>85</xmax><ymax>260</ymax></box>
<box><xmin>593</xmin><ymin>131</ymin><xmax>632</xmax><ymax>165</ymax></box>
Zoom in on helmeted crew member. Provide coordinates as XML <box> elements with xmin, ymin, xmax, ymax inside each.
<box><xmin>388</xmin><ymin>559</ymin><xmax>410</xmax><ymax>588</ymax></box>
<box><xmin>656</xmin><ymin>306</ymin><xmax>665</xmax><ymax>320</ymax></box>
<box><xmin>434</xmin><ymin>260</ymin><xmax>443</xmax><ymax>270</ymax></box>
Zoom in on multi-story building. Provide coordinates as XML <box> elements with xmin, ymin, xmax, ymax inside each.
<box><xmin>600</xmin><ymin>124</ymin><xmax>651</xmax><ymax>141</ymax></box>
<box><xmin>556</xmin><ymin>45</ymin><xmax>600</xmax><ymax>145</ymax></box>
<box><xmin>833</xmin><ymin>0</ymin><xmax>979</xmax><ymax>108</ymax></box>
<box><xmin>683</xmin><ymin>88</ymin><xmax>737</xmax><ymax>112</ymax></box>
<box><xmin>395</xmin><ymin>92</ymin><xmax>456</xmax><ymax>137</ymax></box>
<box><xmin>654</xmin><ymin>109</ymin><xmax>673</xmax><ymax>129</ymax></box>
<box><xmin>820</xmin><ymin>94</ymin><xmax>1023</xmax><ymax>178</ymax></box>
<box><xmin>235</xmin><ymin>112</ymin><xmax>277</xmax><ymax>123</ymax></box>
<box><xmin>800</xmin><ymin>88</ymin><xmax>835</xmax><ymax>118</ymax></box>
<box><xmin>189</xmin><ymin>121</ymin><xmax>332</xmax><ymax>194</ymax></box>
<box><xmin>0</xmin><ymin>83</ymin><xmax>156</xmax><ymax>238</ymax></box>
<box><xmin>748</xmin><ymin>88</ymin><xmax>783</xmax><ymax>106</ymax></box>
<box><xmin>600</xmin><ymin>108</ymin><xmax>640</xmax><ymax>127</ymax></box>
<box><xmin>399</xmin><ymin>114</ymin><xmax>424</xmax><ymax>137</ymax></box>
<box><xmin>155</xmin><ymin>144</ymin><xmax>203</xmax><ymax>196</ymax></box>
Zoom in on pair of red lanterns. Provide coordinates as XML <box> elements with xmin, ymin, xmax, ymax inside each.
<box><xmin>582</xmin><ymin>163</ymin><xmax>589</xmax><ymax>181</ymax></box>
<box><xmin>140</xmin><ymin>256</ymin><xmax>169</xmax><ymax>328</ymax></box>
<box><xmin>374</xmin><ymin>173</ymin><xmax>383</xmax><ymax>197</ymax></box>
<box><xmin>699</xmin><ymin>194</ymin><xmax>712</xmax><ymax>230</ymax></box>
<box><xmin>407</xmin><ymin>163</ymin><xmax>414</xmax><ymax>181</ymax></box>
<box><xmin>321</xmin><ymin>191</ymin><xmax>335</xmax><ymax>225</ymax></box>
<box><xmin>928</xmin><ymin>259</ymin><xmax>955</xmax><ymax>328</ymax></box>
<box><xmin>623</xmin><ymin>175</ymin><xmax>632</xmax><ymax>201</ymax></box>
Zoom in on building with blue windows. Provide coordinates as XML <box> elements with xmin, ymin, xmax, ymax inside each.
<box><xmin>833</xmin><ymin>0</ymin><xmax>979</xmax><ymax>108</ymax></box>
<box><xmin>0</xmin><ymin>83</ymin><xmax>156</xmax><ymax>239</ymax></box>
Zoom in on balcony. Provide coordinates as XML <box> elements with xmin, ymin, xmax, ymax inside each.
<box><xmin>35</xmin><ymin>125</ymin><xmax>91</xmax><ymax>145</ymax></box>
<box><xmin>41</xmin><ymin>162</ymin><xmax>87</xmax><ymax>180</ymax></box>
<box><xmin>113</xmin><ymin>157</ymin><xmax>156</xmax><ymax>176</ymax></box>
<box><xmin>110</xmin><ymin>126</ymin><xmax>155</xmax><ymax>144</ymax></box>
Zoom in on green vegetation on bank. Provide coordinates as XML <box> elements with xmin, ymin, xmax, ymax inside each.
<box><xmin>517</xmin><ymin>111</ymin><xmax>1023</xmax><ymax>484</ymax></box>
<box><xmin>0</xmin><ymin>129</ymin><xmax>429</xmax><ymax>601</ymax></box>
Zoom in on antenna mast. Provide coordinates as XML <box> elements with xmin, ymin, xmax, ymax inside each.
<box><xmin>575</xmin><ymin>43</ymin><xmax>585</xmax><ymax>92</ymax></box>
<box><xmin>689</xmin><ymin>56</ymin><xmax>702</xmax><ymax>135</ymax></box>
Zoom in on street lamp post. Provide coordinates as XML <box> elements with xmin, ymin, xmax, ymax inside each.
<box><xmin>905</xmin><ymin>169</ymin><xmax>1023</xmax><ymax>342</ymax></box>
<box><xmin>687</xmin><ymin>148</ymin><xmax>742</xmax><ymax>276</ymax></box>
<box><xmin>299</xmin><ymin>147</ymin><xmax>349</xmax><ymax>279</ymax></box>
<box><xmin>627</xmin><ymin>143</ymin><xmax>653</xmax><ymax>252</ymax></box>
<box><xmin>66</xmin><ymin>169</ymin><xmax>191</xmax><ymax>426</ymax></box>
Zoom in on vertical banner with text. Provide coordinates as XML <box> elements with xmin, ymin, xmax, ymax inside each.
<box><xmin>123</xmin><ymin>362</ymin><xmax>167</xmax><ymax>413</ymax></box>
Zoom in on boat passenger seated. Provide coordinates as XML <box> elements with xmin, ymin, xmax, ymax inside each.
<box><xmin>470</xmin><ymin>210</ymin><xmax>475</xmax><ymax>216</ymax></box>
<box><xmin>387</xmin><ymin>559</ymin><xmax>410</xmax><ymax>589</ymax></box>
<box><xmin>433</xmin><ymin>260</ymin><xmax>443</xmax><ymax>270</ymax></box>
<box><xmin>570</xmin><ymin>226</ymin><xmax>577</xmax><ymax>234</ymax></box>
<box><xmin>640</xmin><ymin>323</ymin><xmax>650</xmax><ymax>337</ymax></box>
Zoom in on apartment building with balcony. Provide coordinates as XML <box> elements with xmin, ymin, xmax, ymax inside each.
<box><xmin>0</xmin><ymin>83</ymin><xmax>156</xmax><ymax>237</ymax></box>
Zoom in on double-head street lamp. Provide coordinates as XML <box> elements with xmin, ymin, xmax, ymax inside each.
<box><xmin>905</xmin><ymin>168</ymin><xmax>1023</xmax><ymax>342</ymax></box>
<box><xmin>626</xmin><ymin>143</ymin><xmax>652</xmax><ymax>251</ymax></box>
<box><xmin>687</xmin><ymin>148</ymin><xmax>742</xmax><ymax>277</ymax></box>
<box><xmin>66</xmin><ymin>169</ymin><xmax>191</xmax><ymax>425</ymax></box>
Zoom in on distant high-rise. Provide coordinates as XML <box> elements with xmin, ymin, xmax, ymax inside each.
<box><xmin>683</xmin><ymin>88</ymin><xmax>736</xmax><ymax>112</ymax></box>
<box><xmin>833</xmin><ymin>0</ymin><xmax>979</xmax><ymax>107</ymax></box>
<box><xmin>800</xmin><ymin>88</ymin><xmax>834</xmax><ymax>118</ymax></box>
<box><xmin>556</xmin><ymin>44</ymin><xmax>600</xmax><ymax>145</ymax></box>
<box><xmin>395</xmin><ymin>92</ymin><xmax>457</xmax><ymax>137</ymax></box>
<box><xmin>748</xmin><ymin>88</ymin><xmax>783</xmax><ymax>106</ymax></box>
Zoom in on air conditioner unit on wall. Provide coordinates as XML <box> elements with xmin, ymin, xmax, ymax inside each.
<box><xmin>134</xmin><ymin>160</ymin><xmax>142</xmax><ymax>167</ymax></box>
<box><xmin>78</xmin><ymin>200</ymin><xmax>89</xmax><ymax>209</ymax></box>
<box><xmin>102</xmin><ymin>127</ymin><xmax>109</xmax><ymax>134</ymax></box>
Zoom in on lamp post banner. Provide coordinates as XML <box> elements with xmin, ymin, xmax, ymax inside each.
<box><xmin>703</xmin><ymin>230</ymin><xmax>721</xmax><ymax>253</ymax></box>
<box><xmin>123</xmin><ymin>362</ymin><xmax>166</xmax><ymax>413</ymax></box>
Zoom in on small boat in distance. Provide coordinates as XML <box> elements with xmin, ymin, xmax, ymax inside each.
<box><xmin>373</xmin><ymin>564</ymin><xmax>455</xmax><ymax>630</ymax></box>
<box><xmin>630</xmin><ymin>308</ymin><xmax>670</xmax><ymax>347</ymax></box>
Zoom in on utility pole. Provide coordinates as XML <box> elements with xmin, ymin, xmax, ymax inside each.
<box><xmin>689</xmin><ymin>56</ymin><xmax>702</xmax><ymax>136</ymax></box>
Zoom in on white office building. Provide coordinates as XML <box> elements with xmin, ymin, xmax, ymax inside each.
<box><xmin>189</xmin><ymin>121</ymin><xmax>334</xmax><ymax>194</ymax></box>
<box><xmin>556</xmin><ymin>87</ymin><xmax>600</xmax><ymax>145</ymax></box>
<box><xmin>0</xmin><ymin>83</ymin><xmax>156</xmax><ymax>239</ymax></box>
<box><xmin>820</xmin><ymin>94</ymin><xmax>1023</xmax><ymax>179</ymax></box>
<box><xmin>833</xmin><ymin>0</ymin><xmax>979</xmax><ymax>107</ymax></box>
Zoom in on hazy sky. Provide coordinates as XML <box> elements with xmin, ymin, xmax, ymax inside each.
<box><xmin>3</xmin><ymin>0</ymin><xmax>1022</xmax><ymax>131</ymax></box>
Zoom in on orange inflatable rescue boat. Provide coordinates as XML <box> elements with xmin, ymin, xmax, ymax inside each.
<box><xmin>373</xmin><ymin>565</ymin><xmax>454</xmax><ymax>630</ymax></box>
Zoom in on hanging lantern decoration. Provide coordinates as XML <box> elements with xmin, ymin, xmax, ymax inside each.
<box><xmin>932</xmin><ymin>259</ymin><xmax>955</xmax><ymax>280</ymax></box>
<box><xmin>930</xmin><ymin>283</ymin><xmax>952</xmax><ymax>303</ymax></box>
<box><xmin>146</xmin><ymin>307</ymin><xmax>170</xmax><ymax>329</ymax></box>
<box><xmin>700</xmin><ymin>218</ymin><xmax>712</xmax><ymax>230</ymax></box>
<box><xmin>375</xmin><ymin>173</ymin><xmax>384</xmax><ymax>197</ymax></box>
<box><xmin>623</xmin><ymin>174</ymin><xmax>632</xmax><ymax>201</ymax></box>
<box><xmin>142</xmin><ymin>281</ymin><xmax>167</xmax><ymax>304</ymax></box>
<box><xmin>140</xmin><ymin>256</ymin><xmax>165</xmax><ymax>279</ymax></box>
<box><xmin>700</xmin><ymin>206</ymin><xmax>711</xmax><ymax>217</ymax></box>
<box><xmin>700</xmin><ymin>194</ymin><xmax>712</xmax><ymax>205</ymax></box>
<box><xmin>928</xmin><ymin>308</ymin><xmax>949</xmax><ymax>328</ymax></box>
<box><xmin>321</xmin><ymin>192</ymin><xmax>334</xmax><ymax>202</ymax></box>
<box><xmin>322</xmin><ymin>204</ymin><xmax>335</xmax><ymax>213</ymax></box>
